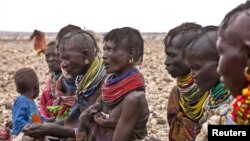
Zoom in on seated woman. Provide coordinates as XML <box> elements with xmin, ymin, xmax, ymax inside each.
<box><xmin>164</xmin><ymin>23</ymin><xmax>206</xmax><ymax>141</ymax></box>
<box><xmin>23</xmin><ymin>27</ymin><xmax>105</xmax><ymax>140</ymax></box>
<box><xmin>216</xmin><ymin>1</ymin><xmax>250</xmax><ymax>125</ymax></box>
<box><xmin>41</xmin><ymin>40</ymin><xmax>76</xmax><ymax>121</ymax></box>
<box><xmin>185</xmin><ymin>26</ymin><xmax>233</xmax><ymax>141</ymax></box>
<box><xmin>46</xmin><ymin>25</ymin><xmax>82</xmax><ymax>121</ymax></box>
<box><xmin>77</xmin><ymin>27</ymin><xmax>150</xmax><ymax>141</ymax></box>
<box><xmin>40</xmin><ymin>41</ymin><xmax>61</xmax><ymax>119</ymax></box>
<box><xmin>41</xmin><ymin>39</ymin><xmax>77</xmax><ymax>121</ymax></box>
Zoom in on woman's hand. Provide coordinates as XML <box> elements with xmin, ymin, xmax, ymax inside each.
<box><xmin>22</xmin><ymin>123</ymin><xmax>53</xmax><ymax>138</ymax></box>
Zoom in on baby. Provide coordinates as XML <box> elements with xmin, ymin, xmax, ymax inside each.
<box><xmin>11</xmin><ymin>68</ymin><xmax>43</xmax><ymax>139</ymax></box>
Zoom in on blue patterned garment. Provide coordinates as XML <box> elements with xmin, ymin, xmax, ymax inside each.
<box><xmin>11</xmin><ymin>95</ymin><xmax>43</xmax><ymax>135</ymax></box>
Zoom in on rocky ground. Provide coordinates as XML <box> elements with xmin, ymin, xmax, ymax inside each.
<box><xmin>0</xmin><ymin>33</ymin><xmax>175</xmax><ymax>141</ymax></box>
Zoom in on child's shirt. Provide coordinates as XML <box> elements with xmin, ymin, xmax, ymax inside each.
<box><xmin>11</xmin><ymin>95</ymin><xmax>42</xmax><ymax>135</ymax></box>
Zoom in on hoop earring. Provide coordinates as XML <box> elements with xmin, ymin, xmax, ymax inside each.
<box><xmin>244</xmin><ymin>66</ymin><xmax>250</xmax><ymax>81</ymax></box>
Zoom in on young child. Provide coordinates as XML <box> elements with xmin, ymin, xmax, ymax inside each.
<box><xmin>11</xmin><ymin>68</ymin><xmax>43</xmax><ymax>139</ymax></box>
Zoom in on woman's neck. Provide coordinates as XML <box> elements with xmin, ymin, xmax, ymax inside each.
<box><xmin>114</xmin><ymin>64</ymin><xmax>134</xmax><ymax>77</ymax></box>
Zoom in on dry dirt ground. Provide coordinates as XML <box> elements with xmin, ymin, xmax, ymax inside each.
<box><xmin>0</xmin><ymin>33</ymin><xmax>175</xmax><ymax>141</ymax></box>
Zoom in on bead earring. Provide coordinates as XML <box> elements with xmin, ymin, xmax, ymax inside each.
<box><xmin>85</xmin><ymin>59</ymin><xmax>89</xmax><ymax>64</ymax></box>
<box><xmin>129</xmin><ymin>58</ymin><xmax>134</xmax><ymax>64</ymax></box>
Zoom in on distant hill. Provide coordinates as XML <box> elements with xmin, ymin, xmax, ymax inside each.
<box><xmin>0</xmin><ymin>31</ymin><xmax>57</xmax><ymax>36</ymax></box>
<box><xmin>0</xmin><ymin>31</ymin><xmax>167</xmax><ymax>41</ymax></box>
<box><xmin>0</xmin><ymin>31</ymin><xmax>57</xmax><ymax>41</ymax></box>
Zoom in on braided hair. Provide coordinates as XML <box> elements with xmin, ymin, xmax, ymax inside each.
<box><xmin>186</xmin><ymin>25</ymin><xmax>219</xmax><ymax>61</ymax></box>
<box><xmin>55</xmin><ymin>24</ymin><xmax>82</xmax><ymax>54</ymax></box>
<box><xmin>47</xmin><ymin>41</ymin><xmax>56</xmax><ymax>47</ymax></box>
<box><xmin>56</xmin><ymin>24</ymin><xmax>82</xmax><ymax>41</ymax></box>
<box><xmin>58</xmin><ymin>30</ymin><xmax>100</xmax><ymax>55</ymax></box>
<box><xmin>164</xmin><ymin>22</ymin><xmax>202</xmax><ymax>54</ymax></box>
<box><xmin>103</xmin><ymin>27</ymin><xmax>144</xmax><ymax>65</ymax></box>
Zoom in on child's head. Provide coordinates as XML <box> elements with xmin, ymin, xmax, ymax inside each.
<box><xmin>14</xmin><ymin>68</ymin><xmax>39</xmax><ymax>99</ymax></box>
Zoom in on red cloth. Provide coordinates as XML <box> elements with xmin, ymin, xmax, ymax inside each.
<box><xmin>50</xmin><ymin>76</ymin><xmax>76</xmax><ymax>119</ymax></box>
<box><xmin>0</xmin><ymin>127</ymin><xmax>10</xmax><ymax>140</ymax></box>
<box><xmin>40</xmin><ymin>79</ymin><xmax>54</xmax><ymax>118</ymax></box>
<box><xmin>102</xmin><ymin>73</ymin><xmax>144</xmax><ymax>103</ymax></box>
<box><xmin>53</xmin><ymin>76</ymin><xmax>76</xmax><ymax>107</ymax></box>
<box><xmin>41</xmin><ymin>75</ymin><xmax>76</xmax><ymax>119</ymax></box>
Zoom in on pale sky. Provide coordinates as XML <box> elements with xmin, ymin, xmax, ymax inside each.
<box><xmin>0</xmin><ymin>0</ymin><xmax>246</xmax><ymax>32</ymax></box>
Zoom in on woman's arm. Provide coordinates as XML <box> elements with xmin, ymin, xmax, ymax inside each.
<box><xmin>112</xmin><ymin>92</ymin><xmax>143</xmax><ymax>141</ymax></box>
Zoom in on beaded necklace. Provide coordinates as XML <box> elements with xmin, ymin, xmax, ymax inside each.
<box><xmin>177</xmin><ymin>74</ymin><xmax>194</xmax><ymax>89</ymax></box>
<box><xmin>208</xmin><ymin>82</ymin><xmax>230</xmax><ymax>108</ymax></box>
<box><xmin>178</xmin><ymin>74</ymin><xmax>209</xmax><ymax>120</ymax></box>
<box><xmin>231</xmin><ymin>84</ymin><xmax>250</xmax><ymax>125</ymax></box>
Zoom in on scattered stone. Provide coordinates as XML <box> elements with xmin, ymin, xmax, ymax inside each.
<box><xmin>157</xmin><ymin>118</ymin><xmax>167</xmax><ymax>125</ymax></box>
<box><xmin>0</xmin><ymin>35</ymin><xmax>174</xmax><ymax>141</ymax></box>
